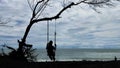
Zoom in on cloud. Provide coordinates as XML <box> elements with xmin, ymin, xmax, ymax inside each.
<box><xmin>0</xmin><ymin>0</ymin><xmax>120</xmax><ymax>48</ymax></box>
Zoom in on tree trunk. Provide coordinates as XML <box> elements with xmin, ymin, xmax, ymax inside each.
<box><xmin>22</xmin><ymin>22</ymin><xmax>33</xmax><ymax>43</ymax></box>
<box><xmin>17</xmin><ymin>21</ymin><xmax>34</xmax><ymax>55</ymax></box>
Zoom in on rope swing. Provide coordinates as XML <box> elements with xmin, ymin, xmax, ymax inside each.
<box><xmin>46</xmin><ymin>20</ymin><xmax>57</xmax><ymax>61</ymax></box>
<box><xmin>46</xmin><ymin>20</ymin><xmax>57</xmax><ymax>48</ymax></box>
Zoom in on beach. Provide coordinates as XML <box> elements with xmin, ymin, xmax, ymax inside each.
<box><xmin>1</xmin><ymin>49</ymin><xmax>120</xmax><ymax>68</ymax></box>
<box><xmin>0</xmin><ymin>59</ymin><xmax>120</xmax><ymax>68</ymax></box>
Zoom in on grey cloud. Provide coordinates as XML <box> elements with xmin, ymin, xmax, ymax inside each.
<box><xmin>68</xmin><ymin>27</ymin><xmax>87</xmax><ymax>33</ymax></box>
<box><xmin>0</xmin><ymin>0</ymin><xmax>120</xmax><ymax>48</ymax></box>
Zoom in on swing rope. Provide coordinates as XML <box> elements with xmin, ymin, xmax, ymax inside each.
<box><xmin>47</xmin><ymin>20</ymin><xmax>49</xmax><ymax>43</ymax></box>
<box><xmin>54</xmin><ymin>20</ymin><xmax>57</xmax><ymax>49</ymax></box>
<box><xmin>46</xmin><ymin>20</ymin><xmax>57</xmax><ymax>49</ymax></box>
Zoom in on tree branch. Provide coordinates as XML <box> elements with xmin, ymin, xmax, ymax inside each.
<box><xmin>35</xmin><ymin>0</ymin><xmax>49</xmax><ymax>17</ymax></box>
<box><xmin>27</xmin><ymin>0</ymin><xmax>34</xmax><ymax>11</ymax></box>
<box><xmin>32</xmin><ymin>0</ymin><xmax>87</xmax><ymax>23</ymax></box>
<box><xmin>83</xmin><ymin>0</ymin><xmax>110</xmax><ymax>5</ymax></box>
<box><xmin>32</xmin><ymin>0</ymin><xmax>119</xmax><ymax>23</ymax></box>
<box><xmin>32</xmin><ymin>0</ymin><xmax>44</xmax><ymax>17</ymax></box>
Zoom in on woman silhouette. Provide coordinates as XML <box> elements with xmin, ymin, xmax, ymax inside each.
<box><xmin>46</xmin><ymin>40</ymin><xmax>56</xmax><ymax>61</ymax></box>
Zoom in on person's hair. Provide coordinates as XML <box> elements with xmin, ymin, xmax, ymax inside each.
<box><xmin>49</xmin><ymin>40</ymin><xmax>53</xmax><ymax>44</ymax></box>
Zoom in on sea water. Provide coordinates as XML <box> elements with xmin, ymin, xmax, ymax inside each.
<box><xmin>36</xmin><ymin>49</ymin><xmax>120</xmax><ymax>62</ymax></box>
<box><xmin>1</xmin><ymin>48</ymin><xmax>120</xmax><ymax>62</ymax></box>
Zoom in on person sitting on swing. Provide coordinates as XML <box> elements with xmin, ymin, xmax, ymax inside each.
<box><xmin>46</xmin><ymin>40</ymin><xmax>56</xmax><ymax>61</ymax></box>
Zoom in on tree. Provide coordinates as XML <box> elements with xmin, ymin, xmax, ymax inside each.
<box><xmin>16</xmin><ymin>0</ymin><xmax>119</xmax><ymax>61</ymax></box>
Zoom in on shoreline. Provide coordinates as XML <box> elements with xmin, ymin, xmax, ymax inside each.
<box><xmin>37</xmin><ymin>58</ymin><xmax>120</xmax><ymax>62</ymax></box>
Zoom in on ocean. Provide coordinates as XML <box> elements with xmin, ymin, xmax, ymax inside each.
<box><xmin>36</xmin><ymin>49</ymin><xmax>120</xmax><ymax>62</ymax></box>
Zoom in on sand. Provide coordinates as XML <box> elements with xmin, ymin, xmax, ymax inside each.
<box><xmin>0</xmin><ymin>58</ymin><xmax>120</xmax><ymax>68</ymax></box>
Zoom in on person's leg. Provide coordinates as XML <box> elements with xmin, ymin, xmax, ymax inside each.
<box><xmin>53</xmin><ymin>55</ymin><xmax>55</xmax><ymax>61</ymax></box>
<box><xmin>49</xmin><ymin>55</ymin><xmax>53</xmax><ymax>60</ymax></box>
<box><xmin>52</xmin><ymin>52</ymin><xmax>55</xmax><ymax>61</ymax></box>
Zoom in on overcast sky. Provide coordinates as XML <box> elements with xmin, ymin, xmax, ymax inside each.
<box><xmin>0</xmin><ymin>0</ymin><xmax>120</xmax><ymax>49</ymax></box>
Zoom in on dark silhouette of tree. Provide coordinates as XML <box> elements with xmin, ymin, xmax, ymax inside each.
<box><xmin>9</xmin><ymin>0</ymin><xmax>119</xmax><ymax>61</ymax></box>
<box><xmin>0</xmin><ymin>44</ymin><xmax>37</xmax><ymax>62</ymax></box>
